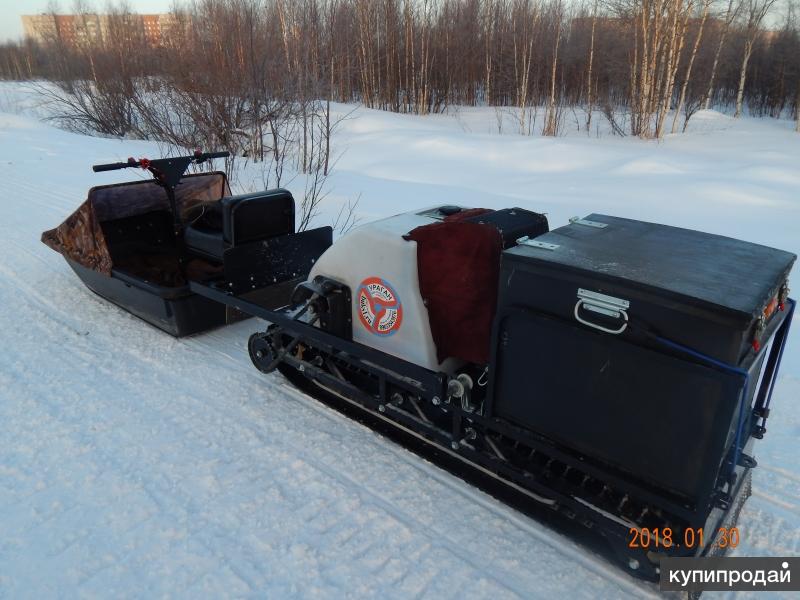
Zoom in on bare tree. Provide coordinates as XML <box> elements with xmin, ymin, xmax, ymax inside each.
<box><xmin>543</xmin><ymin>0</ymin><xmax>564</xmax><ymax>136</ymax></box>
<box><xmin>13</xmin><ymin>0</ymin><xmax>798</xmax><ymax>140</ymax></box>
<box><xmin>734</xmin><ymin>0</ymin><xmax>778</xmax><ymax>117</ymax></box>
<box><xmin>654</xmin><ymin>0</ymin><xmax>694</xmax><ymax>139</ymax></box>
<box><xmin>682</xmin><ymin>87</ymin><xmax>705</xmax><ymax>129</ymax></box>
<box><xmin>585</xmin><ymin>0</ymin><xmax>598</xmax><ymax>131</ymax></box>
<box><xmin>483</xmin><ymin>0</ymin><xmax>496</xmax><ymax>105</ymax></box>
<box><xmin>672</xmin><ymin>0</ymin><xmax>711</xmax><ymax>132</ymax></box>
<box><xmin>703</xmin><ymin>0</ymin><xmax>742</xmax><ymax>109</ymax></box>
<box><xmin>625</xmin><ymin>0</ymin><xmax>695</xmax><ymax>138</ymax></box>
<box><xmin>511</xmin><ymin>0</ymin><xmax>540</xmax><ymax>134</ymax></box>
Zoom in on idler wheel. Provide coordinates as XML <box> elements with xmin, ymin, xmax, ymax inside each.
<box><xmin>248</xmin><ymin>332</ymin><xmax>278</xmax><ymax>373</ymax></box>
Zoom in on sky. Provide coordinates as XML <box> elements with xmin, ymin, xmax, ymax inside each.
<box><xmin>0</xmin><ymin>0</ymin><xmax>175</xmax><ymax>42</ymax></box>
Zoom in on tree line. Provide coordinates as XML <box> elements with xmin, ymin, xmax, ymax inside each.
<box><xmin>0</xmin><ymin>0</ymin><xmax>798</xmax><ymax>139</ymax></box>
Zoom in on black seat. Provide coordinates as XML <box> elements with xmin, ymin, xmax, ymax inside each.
<box><xmin>184</xmin><ymin>189</ymin><xmax>295</xmax><ymax>261</ymax></box>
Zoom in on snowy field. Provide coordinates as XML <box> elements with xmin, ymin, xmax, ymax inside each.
<box><xmin>0</xmin><ymin>82</ymin><xmax>799</xmax><ymax>598</ymax></box>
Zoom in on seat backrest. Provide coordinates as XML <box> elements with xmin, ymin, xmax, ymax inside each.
<box><xmin>221</xmin><ymin>189</ymin><xmax>295</xmax><ymax>245</ymax></box>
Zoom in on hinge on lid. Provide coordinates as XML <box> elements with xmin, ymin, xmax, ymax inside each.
<box><xmin>517</xmin><ymin>236</ymin><xmax>559</xmax><ymax>251</ymax></box>
<box><xmin>569</xmin><ymin>216</ymin><xmax>608</xmax><ymax>229</ymax></box>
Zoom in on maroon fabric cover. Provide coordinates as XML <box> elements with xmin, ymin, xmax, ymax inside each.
<box><xmin>406</xmin><ymin>210</ymin><xmax>503</xmax><ymax>364</ymax></box>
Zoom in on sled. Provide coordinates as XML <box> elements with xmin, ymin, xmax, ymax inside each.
<box><xmin>42</xmin><ymin>152</ymin><xmax>332</xmax><ymax>336</ymax></box>
<box><xmin>43</xmin><ymin>157</ymin><xmax>796</xmax><ymax>584</ymax></box>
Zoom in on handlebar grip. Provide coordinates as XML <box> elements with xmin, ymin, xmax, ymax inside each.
<box><xmin>92</xmin><ymin>161</ymin><xmax>135</xmax><ymax>172</ymax></box>
<box><xmin>200</xmin><ymin>151</ymin><xmax>229</xmax><ymax>160</ymax></box>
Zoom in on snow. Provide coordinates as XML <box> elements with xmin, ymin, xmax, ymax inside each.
<box><xmin>0</xmin><ymin>81</ymin><xmax>799</xmax><ymax>598</ymax></box>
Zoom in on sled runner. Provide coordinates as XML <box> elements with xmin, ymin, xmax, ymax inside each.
<box><xmin>43</xmin><ymin>156</ymin><xmax>795</xmax><ymax>584</ymax></box>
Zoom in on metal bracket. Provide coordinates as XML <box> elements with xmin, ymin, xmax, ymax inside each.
<box><xmin>578</xmin><ymin>289</ymin><xmax>629</xmax><ymax>312</ymax></box>
<box><xmin>517</xmin><ymin>236</ymin><xmax>559</xmax><ymax>251</ymax></box>
<box><xmin>569</xmin><ymin>217</ymin><xmax>608</xmax><ymax>229</ymax></box>
<box><xmin>713</xmin><ymin>491</ymin><xmax>732</xmax><ymax>510</ymax></box>
<box><xmin>737</xmin><ymin>453</ymin><xmax>757</xmax><ymax>469</ymax></box>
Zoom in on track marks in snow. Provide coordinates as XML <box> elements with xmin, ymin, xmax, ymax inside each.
<box><xmin>2</xmin><ymin>104</ymin><xmax>799</xmax><ymax>599</ymax></box>
<box><xmin>0</xmin><ymin>251</ymin><xmax>645</xmax><ymax>598</ymax></box>
<box><xmin>177</xmin><ymin>332</ymin><xmax>655</xmax><ymax>595</ymax></box>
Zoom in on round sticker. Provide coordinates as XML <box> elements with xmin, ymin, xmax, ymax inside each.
<box><xmin>357</xmin><ymin>277</ymin><xmax>403</xmax><ymax>336</ymax></box>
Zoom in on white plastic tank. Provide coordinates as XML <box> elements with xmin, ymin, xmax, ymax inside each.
<box><xmin>308</xmin><ymin>208</ymin><xmax>453</xmax><ymax>372</ymax></box>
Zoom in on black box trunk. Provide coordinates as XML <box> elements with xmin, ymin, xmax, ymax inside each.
<box><xmin>488</xmin><ymin>214</ymin><xmax>795</xmax><ymax>506</ymax></box>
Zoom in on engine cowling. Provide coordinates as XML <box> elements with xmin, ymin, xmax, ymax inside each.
<box><xmin>308</xmin><ymin>209</ymin><xmax>449</xmax><ymax>372</ymax></box>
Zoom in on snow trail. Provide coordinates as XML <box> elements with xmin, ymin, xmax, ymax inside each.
<box><xmin>1</xmin><ymin>91</ymin><xmax>799</xmax><ymax>598</ymax></box>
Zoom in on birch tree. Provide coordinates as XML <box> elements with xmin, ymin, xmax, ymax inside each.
<box><xmin>585</xmin><ymin>0</ymin><xmax>598</xmax><ymax>131</ymax></box>
<box><xmin>734</xmin><ymin>0</ymin><xmax>778</xmax><ymax>117</ymax></box>
<box><xmin>543</xmin><ymin>0</ymin><xmax>564</xmax><ymax>136</ymax></box>
<box><xmin>672</xmin><ymin>0</ymin><xmax>711</xmax><ymax>132</ymax></box>
<box><xmin>511</xmin><ymin>0</ymin><xmax>540</xmax><ymax>134</ymax></box>
<box><xmin>703</xmin><ymin>0</ymin><xmax>742</xmax><ymax>109</ymax></box>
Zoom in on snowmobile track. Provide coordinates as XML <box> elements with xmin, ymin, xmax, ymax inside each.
<box><xmin>274</xmin><ymin>367</ymin><xmax>662</xmax><ymax>598</ymax></box>
<box><xmin>177</xmin><ymin>329</ymin><xmax>659</xmax><ymax>596</ymax></box>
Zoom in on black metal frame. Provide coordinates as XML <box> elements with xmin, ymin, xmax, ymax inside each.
<box><xmin>93</xmin><ymin>151</ymin><xmax>229</xmax><ymax>237</ymax></box>
<box><xmin>191</xmin><ymin>271</ymin><xmax>795</xmax><ymax>580</ymax></box>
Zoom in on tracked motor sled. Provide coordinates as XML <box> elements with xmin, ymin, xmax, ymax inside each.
<box><xmin>43</xmin><ymin>155</ymin><xmax>795</xmax><ymax>582</ymax></box>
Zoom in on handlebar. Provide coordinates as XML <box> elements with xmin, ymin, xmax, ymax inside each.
<box><xmin>92</xmin><ymin>151</ymin><xmax>230</xmax><ymax>173</ymax></box>
<box><xmin>200</xmin><ymin>151</ymin><xmax>229</xmax><ymax>160</ymax></box>
<box><xmin>92</xmin><ymin>161</ymin><xmax>132</xmax><ymax>172</ymax></box>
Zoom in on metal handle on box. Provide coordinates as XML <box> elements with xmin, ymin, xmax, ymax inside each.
<box><xmin>574</xmin><ymin>288</ymin><xmax>630</xmax><ymax>335</ymax></box>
